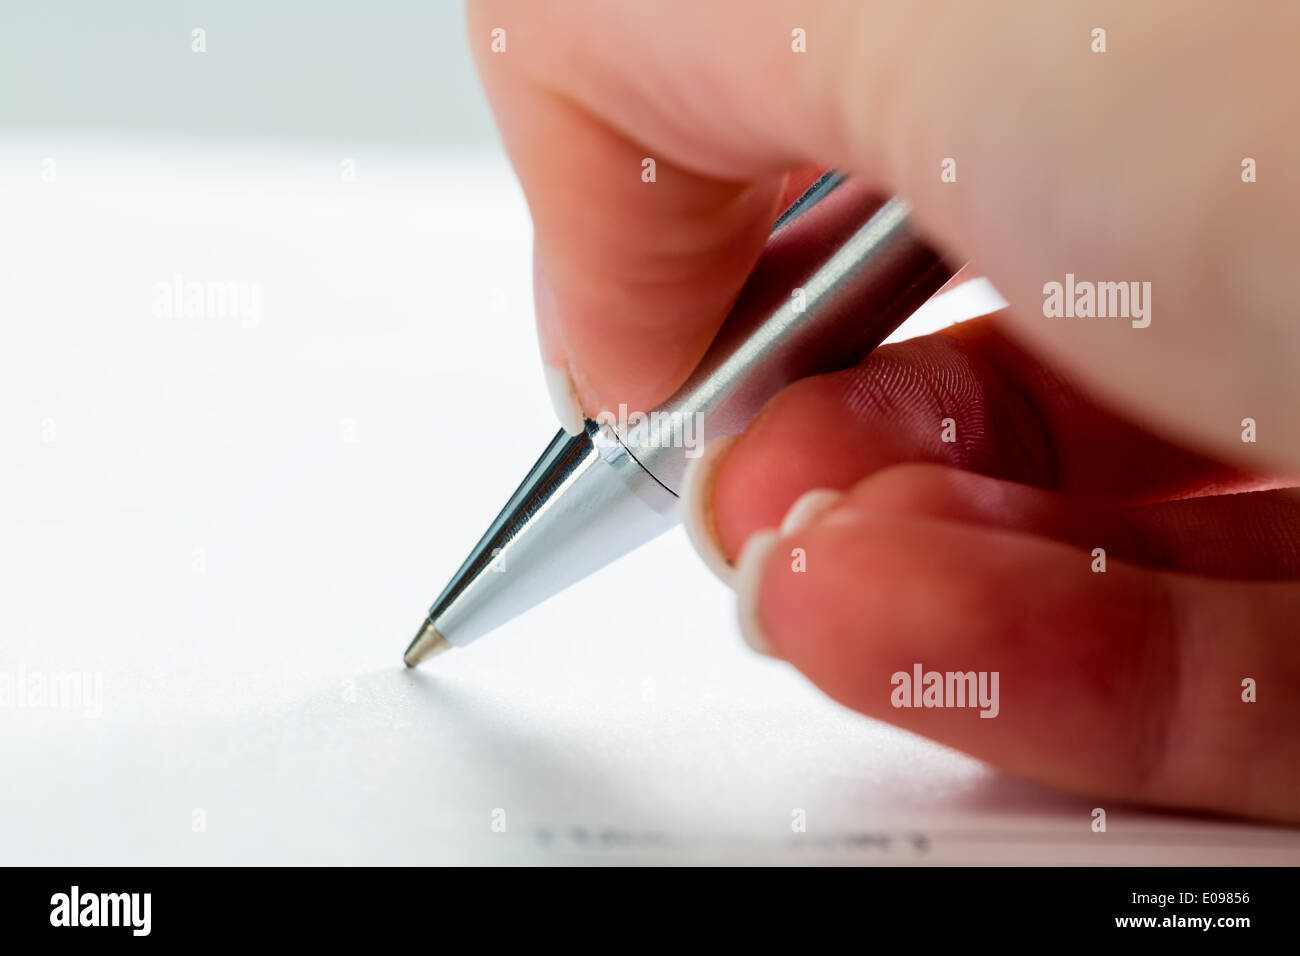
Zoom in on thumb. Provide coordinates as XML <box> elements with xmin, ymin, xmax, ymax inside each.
<box><xmin>528</xmin><ymin>153</ymin><xmax>824</xmax><ymax>430</ymax></box>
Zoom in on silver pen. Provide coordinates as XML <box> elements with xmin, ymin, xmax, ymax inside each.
<box><xmin>404</xmin><ymin>172</ymin><xmax>955</xmax><ymax>665</ymax></box>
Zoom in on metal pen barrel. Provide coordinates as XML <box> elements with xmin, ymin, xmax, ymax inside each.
<box><xmin>405</xmin><ymin>173</ymin><xmax>955</xmax><ymax>663</ymax></box>
<box><xmin>620</xmin><ymin>172</ymin><xmax>951</xmax><ymax>491</ymax></box>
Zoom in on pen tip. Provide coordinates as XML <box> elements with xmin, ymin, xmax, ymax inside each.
<box><xmin>404</xmin><ymin>616</ymin><xmax>453</xmax><ymax>667</ymax></box>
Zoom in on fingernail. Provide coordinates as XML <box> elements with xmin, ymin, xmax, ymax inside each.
<box><xmin>680</xmin><ymin>435</ymin><xmax>740</xmax><ymax>585</ymax></box>
<box><xmin>734</xmin><ymin>529</ymin><xmax>780</xmax><ymax>656</ymax></box>
<box><xmin>543</xmin><ymin>364</ymin><xmax>586</xmax><ymax>436</ymax></box>
<box><xmin>533</xmin><ymin>251</ymin><xmax>585</xmax><ymax>437</ymax></box>
<box><xmin>780</xmin><ymin>488</ymin><xmax>844</xmax><ymax>535</ymax></box>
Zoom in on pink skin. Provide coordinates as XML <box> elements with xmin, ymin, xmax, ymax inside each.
<box><xmin>470</xmin><ymin>0</ymin><xmax>1300</xmax><ymax>821</ymax></box>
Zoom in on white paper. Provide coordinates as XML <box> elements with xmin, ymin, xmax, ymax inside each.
<box><xmin>1</xmin><ymin>137</ymin><xmax>1295</xmax><ymax>864</ymax></box>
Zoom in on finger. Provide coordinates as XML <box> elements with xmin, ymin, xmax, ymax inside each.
<box><xmin>695</xmin><ymin>317</ymin><xmax>1292</xmax><ymax>563</ymax></box>
<box><xmin>472</xmin><ymin>4</ymin><xmax>808</xmax><ymax>426</ymax></box>
<box><xmin>535</xmin><ymin>158</ymin><xmax>823</xmax><ymax>428</ymax></box>
<box><xmin>843</xmin><ymin>463</ymin><xmax>1300</xmax><ymax>580</ymax></box>
<box><xmin>734</xmin><ymin>492</ymin><xmax>1300</xmax><ymax>822</ymax></box>
<box><xmin>471</xmin><ymin>0</ymin><xmax>1300</xmax><ymax>467</ymax></box>
<box><xmin>515</xmin><ymin>86</ymin><xmax>789</xmax><ymax>429</ymax></box>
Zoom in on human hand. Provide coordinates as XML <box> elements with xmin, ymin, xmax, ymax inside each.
<box><xmin>469</xmin><ymin>0</ymin><xmax>1300</xmax><ymax>822</ymax></box>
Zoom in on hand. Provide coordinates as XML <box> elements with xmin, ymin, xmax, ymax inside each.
<box><xmin>469</xmin><ymin>0</ymin><xmax>1300</xmax><ymax>822</ymax></box>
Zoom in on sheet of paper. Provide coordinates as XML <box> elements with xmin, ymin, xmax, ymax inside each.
<box><xmin>1</xmin><ymin>137</ymin><xmax>1295</xmax><ymax>864</ymax></box>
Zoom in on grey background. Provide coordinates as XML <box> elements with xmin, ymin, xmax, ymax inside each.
<box><xmin>0</xmin><ymin>0</ymin><xmax>497</xmax><ymax>145</ymax></box>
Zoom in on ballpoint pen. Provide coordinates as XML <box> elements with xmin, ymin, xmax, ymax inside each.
<box><xmin>404</xmin><ymin>171</ymin><xmax>956</xmax><ymax>666</ymax></box>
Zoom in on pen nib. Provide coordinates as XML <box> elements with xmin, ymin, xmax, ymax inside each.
<box><xmin>404</xmin><ymin>616</ymin><xmax>452</xmax><ymax>668</ymax></box>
